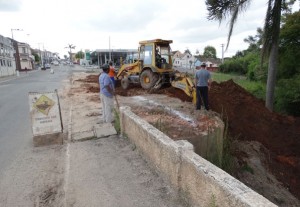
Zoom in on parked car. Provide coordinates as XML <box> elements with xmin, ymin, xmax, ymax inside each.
<box><xmin>45</xmin><ymin>64</ymin><xmax>51</xmax><ymax>69</ymax></box>
<box><xmin>41</xmin><ymin>64</ymin><xmax>51</xmax><ymax>70</ymax></box>
<box><xmin>52</xmin><ymin>61</ymin><xmax>59</xmax><ymax>66</ymax></box>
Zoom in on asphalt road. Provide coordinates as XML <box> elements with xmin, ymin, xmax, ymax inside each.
<box><xmin>0</xmin><ymin>66</ymin><xmax>70</xmax><ymax>178</ymax></box>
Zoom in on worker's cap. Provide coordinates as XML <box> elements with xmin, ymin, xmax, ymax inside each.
<box><xmin>101</xmin><ymin>64</ymin><xmax>110</xmax><ymax>71</ymax></box>
<box><xmin>201</xmin><ymin>62</ymin><xmax>206</xmax><ymax>67</ymax></box>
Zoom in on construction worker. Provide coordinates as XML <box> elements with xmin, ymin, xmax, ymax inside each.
<box><xmin>108</xmin><ymin>61</ymin><xmax>115</xmax><ymax>86</ymax></box>
<box><xmin>99</xmin><ymin>64</ymin><xmax>115</xmax><ymax>123</ymax></box>
<box><xmin>195</xmin><ymin>62</ymin><xmax>211</xmax><ymax>110</ymax></box>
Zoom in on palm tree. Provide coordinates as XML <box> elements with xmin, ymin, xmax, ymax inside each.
<box><xmin>65</xmin><ymin>44</ymin><xmax>76</xmax><ymax>62</ymax></box>
<box><xmin>205</xmin><ymin>0</ymin><xmax>297</xmax><ymax>111</ymax></box>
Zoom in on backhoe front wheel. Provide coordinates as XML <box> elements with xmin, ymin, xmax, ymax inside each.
<box><xmin>121</xmin><ymin>77</ymin><xmax>130</xmax><ymax>89</ymax></box>
<box><xmin>140</xmin><ymin>70</ymin><xmax>158</xmax><ymax>90</ymax></box>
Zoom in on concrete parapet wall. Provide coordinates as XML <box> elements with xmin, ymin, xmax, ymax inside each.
<box><xmin>120</xmin><ymin>106</ymin><xmax>276</xmax><ymax>207</ymax></box>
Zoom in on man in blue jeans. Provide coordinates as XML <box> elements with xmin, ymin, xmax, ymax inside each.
<box><xmin>195</xmin><ymin>63</ymin><xmax>211</xmax><ymax>110</ymax></box>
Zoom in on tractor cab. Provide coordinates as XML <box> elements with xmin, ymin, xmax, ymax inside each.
<box><xmin>138</xmin><ymin>39</ymin><xmax>173</xmax><ymax>72</ymax></box>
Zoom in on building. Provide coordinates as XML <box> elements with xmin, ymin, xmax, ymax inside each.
<box><xmin>172</xmin><ymin>50</ymin><xmax>197</xmax><ymax>71</ymax></box>
<box><xmin>172</xmin><ymin>50</ymin><xmax>183</xmax><ymax>67</ymax></box>
<box><xmin>17</xmin><ymin>42</ymin><xmax>34</xmax><ymax>70</ymax></box>
<box><xmin>90</xmin><ymin>49</ymin><xmax>138</xmax><ymax>67</ymax></box>
<box><xmin>0</xmin><ymin>35</ymin><xmax>16</xmax><ymax>77</ymax></box>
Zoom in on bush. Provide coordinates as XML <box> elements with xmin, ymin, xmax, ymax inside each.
<box><xmin>275</xmin><ymin>75</ymin><xmax>300</xmax><ymax>116</ymax></box>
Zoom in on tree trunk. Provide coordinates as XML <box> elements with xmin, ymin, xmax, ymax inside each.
<box><xmin>265</xmin><ymin>0</ymin><xmax>282</xmax><ymax>111</ymax></box>
<box><xmin>265</xmin><ymin>43</ymin><xmax>279</xmax><ymax>111</ymax></box>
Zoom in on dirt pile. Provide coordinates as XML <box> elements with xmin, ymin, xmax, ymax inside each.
<box><xmin>209</xmin><ymin>80</ymin><xmax>300</xmax><ymax>200</ymax></box>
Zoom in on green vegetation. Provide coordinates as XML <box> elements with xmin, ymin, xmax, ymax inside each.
<box><xmin>241</xmin><ymin>163</ymin><xmax>254</xmax><ymax>174</ymax></box>
<box><xmin>203</xmin><ymin>46</ymin><xmax>217</xmax><ymax>58</ymax></box>
<box><xmin>208</xmin><ymin>194</ymin><xmax>217</xmax><ymax>207</ymax></box>
<box><xmin>113</xmin><ymin>109</ymin><xmax>121</xmax><ymax>134</ymax></box>
<box><xmin>75</xmin><ymin>50</ymin><xmax>85</xmax><ymax>59</ymax></box>
<box><xmin>33</xmin><ymin>53</ymin><xmax>40</xmax><ymax>62</ymax></box>
<box><xmin>219</xmin><ymin>111</ymin><xmax>235</xmax><ymax>174</ymax></box>
<box><xmin>206</xmin><ymin>0</ymin><xmax>298</xmax><ymax>111</ymax></box>
<box><xmin>212</xmin><ymin>11</ymin><xmax>300</xmax><ymax>116</ymax></box>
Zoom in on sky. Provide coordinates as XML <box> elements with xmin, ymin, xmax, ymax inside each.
<box><xmin>0</xmin><ymin>0</ymin><xmax>298</xmax><ymax>59</ymax></box>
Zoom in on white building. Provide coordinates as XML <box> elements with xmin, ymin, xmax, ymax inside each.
<box><xmin>0</xmin><ymin>35</ymin><xmax>16</xmax><ymax>77</ymax></box>
<box><xmin>172</xmin><ymin>50</ymin><xmax>197</xmax><ymax>71</ymax></box>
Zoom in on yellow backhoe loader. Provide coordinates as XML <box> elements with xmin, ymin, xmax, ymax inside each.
<box><xmin>116</xmin><ymin>39</ymin><xmax>196</xmax><ymax>104</ymax></box>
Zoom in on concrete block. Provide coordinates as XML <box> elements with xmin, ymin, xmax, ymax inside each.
<box><xmin>72</xmin><ymin>130</ymin><xmax>95</xmax><ymax>141</ymax></box>
<box><xmin>95</xmin><ymin>123</ymin><xmax>117</xmax><ymax>138</ymax></box>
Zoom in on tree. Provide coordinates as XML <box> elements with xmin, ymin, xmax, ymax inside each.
<box><xmin>184</xmin><ymin>48</ymin><xmax>191</xmax><ymax>54</ymax></box>
<box><xmin>64</xmin><ymin>55</ymin><xmax>68</xmax><ymax>60</ymax></box>
<box><xmin>278</xmin><ymin>11</ymin><xmax>300</xmax><ymax>78</ymax></box>
<box><xmin>75</xmin><ymin>50</ymin><xmax>85</xmax><ymax>59</ymax></box>
<box><xmin>203</xmin><ymin>46</ymin><xmax>217</xmax><ymax>58</ymax></box>
<box><xmin>65</xmin><ymin>44</ymin><xmax>76</xmax><ymax>62</ymax></box>
<box><xmin>205</xmin><ymin>0</ymin><xmax>297</xmax><ymax>111</ymax></box>
<box><xmin>33</xmin><ymin>53</ymin><xmax>40</xmax><ymax>62</ymax></box>
<box><xmin>274</xmin><ymin>11</ymin><xmax>300</xmax><ymax>116</ymax></box>
<box><xmin>243</xmin><ymin>27</ymin><xmax>263</xmax><ymax>52</ymax></box>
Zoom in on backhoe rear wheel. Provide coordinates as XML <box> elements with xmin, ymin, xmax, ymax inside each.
<box><xmin>140</xmin><ymin>70</ymin><xmax>158</xmax><ymax>90</ymax></box>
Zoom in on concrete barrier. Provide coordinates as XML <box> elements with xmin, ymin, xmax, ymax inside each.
<box><xmin>120</xmin><ymin>106</ymin><xmax>276</xmax><ymax>207</ymax></box>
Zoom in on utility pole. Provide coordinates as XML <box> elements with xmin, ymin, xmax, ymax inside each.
<box><xmin>221</xmin><ymin>44</ymin><xmax>224</xmax><ymax>63</ymax></box>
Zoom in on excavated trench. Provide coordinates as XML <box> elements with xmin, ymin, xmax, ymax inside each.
<box><xmin>79</xmin><ymin>75</ymin><xmax>222</xmax><ymax>164</ymax></box>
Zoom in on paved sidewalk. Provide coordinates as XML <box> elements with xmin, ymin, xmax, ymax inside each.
<box><xmin>63</xmin><ymin>72</ymin><xmax>189</xmax><ymax>206</ymax></box>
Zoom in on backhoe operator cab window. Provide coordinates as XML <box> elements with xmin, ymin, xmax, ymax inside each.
<box><xmin>141</xmin><ymin>45</ymin><xmax>152</xmax><ymax>65</ymax></box>
<box><xmin>160</xmin><ymin>46</ymin><xmax>171</xmax><ymax>64</ymax></box>
<box><xmin>155</xmin><ymin>44</ymin><xmax>171</xmax><ymax>68</ymax></box>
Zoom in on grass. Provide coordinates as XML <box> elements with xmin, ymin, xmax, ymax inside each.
<box><xmin>219</xmin><ymin>112</ymin><xmax>235</xmax><ymax>174</ymax></box>
<box><xmin>241</xmin><ymin>163</ymin><xmax>254</xmax><ymax>174</ymax></box>
<box><xmin>208</xmin><ymin>194</ymin><xmax>217</xmax><ymax>207</ymax></box>
<box><xmin>113</xmin><ymin>109</ymin><xmax>121</xmax><ymax>134</ymax></box>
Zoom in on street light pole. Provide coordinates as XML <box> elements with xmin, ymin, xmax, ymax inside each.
<box><xmin>11</xmin><ymin>28</ymin><xmax>23</xmax><ymax>75</ymax></box>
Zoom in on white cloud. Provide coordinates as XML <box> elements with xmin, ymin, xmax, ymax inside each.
<box><xmin>2</xmin><ymin>0</ymin><xmax>292</xmax><ymax>58</ymax></box>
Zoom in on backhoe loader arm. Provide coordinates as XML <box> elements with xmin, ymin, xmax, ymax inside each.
<box><xmin>116</xmin><ymin>61</ymin><xmax>140</xmax><ymax>79</ymax></box>
<box><xmin>171</xmin><ymin>72</ymin><xmax>196</xmax><ymax>104</ymax></box>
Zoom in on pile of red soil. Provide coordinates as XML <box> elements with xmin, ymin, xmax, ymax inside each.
<box><xmin>209</xmin><ymin>80</ymin><xmax>300</xmax><ymax>200</ymax></box>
